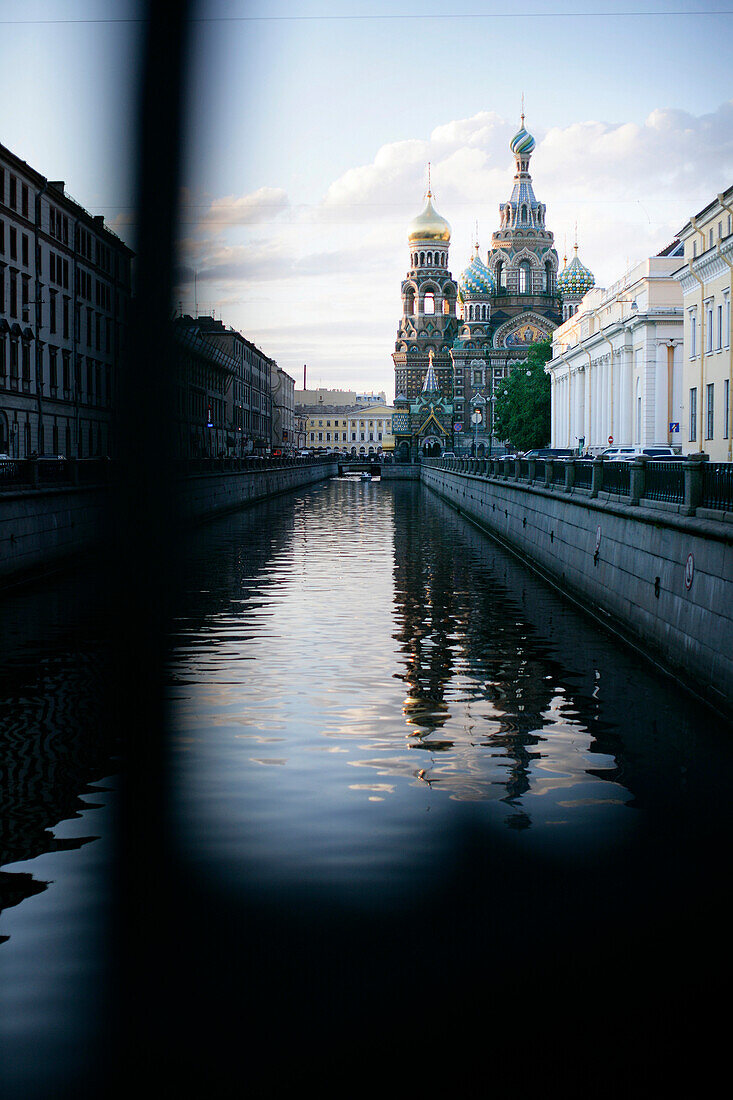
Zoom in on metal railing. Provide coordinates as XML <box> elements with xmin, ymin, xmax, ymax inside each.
<box><xmin>0</xmin><ymin>453</ymin><xmax>337</xmax><ymax>493</ymax></box>
<box><xmin>574</xmin><ymin>460</ymin><xmax>594</xmax><ymax>490</ymax></box>
<box><xmin>601</xmin><ymin>462</ymin><xmax>631</xmax><ymax>496</ymax></box>
<box><xmin>644</xmin><ymin>461</ymin><xmax>685</xmax><ymax>504</ymax></box>
<box><xmin>433</xmin><ymin>453</ymin><xmax>733</xmax><ymax>515</ymax></box>
<box><xmin>701</xmin><ymin>463</ymin><xmax>733</xmax><ymax>511</ymax></box>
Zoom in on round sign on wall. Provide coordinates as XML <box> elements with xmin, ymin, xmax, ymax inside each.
<box><xmin>684</xmin><ymin>553</ymin><xmax>694</xmax><ymax>590</ymax></box>
<box><xmin>608</xmin><ymin>435</ymin><xmax>613</xmax><ymax>445</ymax></box>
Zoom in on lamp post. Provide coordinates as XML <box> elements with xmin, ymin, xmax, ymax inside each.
<box><xmin>471</xmin><ymin>392</ymin><xmax>486</xmax><ymax>457</ymax></box>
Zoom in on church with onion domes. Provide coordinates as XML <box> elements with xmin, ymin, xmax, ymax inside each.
<box><xmin>392</xmin><ymin>113</ymin><xmax>596</xmax><ymax>458</ymax></box>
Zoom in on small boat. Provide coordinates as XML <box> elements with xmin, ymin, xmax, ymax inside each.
<box><xmin>360</xmin><ymin>471</ymin><xmax>372</xmax><ymax>481</ymax></box>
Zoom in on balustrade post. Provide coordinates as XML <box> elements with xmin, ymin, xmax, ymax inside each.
<box><xmin>28</xmin><ymin>456</ymin><xmax>38</xmax><ymax>488</ymax></box>
<box><xmin>590</xmin><ymin>456</ymin><xmax>603</xmax><ymax>498</ymax></box>
<box><xmin>682</xmin><ymin>452</ymin><xmax>709</xmax><ymax>515</ymax></box>
<box><xmin>527</xmin><ymin>458</ymin><xmax>537</xmax><ymax>483</ymax></box>
<box><xmin>514</xmin><ymin>457</ymin><xmax>522</xmax><ymax>480</ymax></box>
<box><xmin>629</xmin><ymin>456</ymin><xmax>646</xmax><ymax>506</ymax></box>
<box><xmin>564</xmin><ymin>458</ymin><xmax>575</xmax><ymax>493</ymax></box>
<box><xmin>544</xmin><ymin>459</ymin><xmax>553</xmax><ymax>489</ymax></box>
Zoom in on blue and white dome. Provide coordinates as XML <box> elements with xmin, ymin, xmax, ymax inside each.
<box><xmin>459</xmin><ymin>248</ymin><xmax>495</xmax><ymax>299</ymax></box>
<box><xmin>557</xmin><ymin>244</ymin><xmax>596</xmax><ymax>299</ymax></box>
<box><xmin>510</xmin><ymin>120</ymin><xmax>536</xmax><ymax>157</ymax></box>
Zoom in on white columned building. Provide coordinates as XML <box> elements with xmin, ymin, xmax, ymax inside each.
<box><xmin>546</xmin><ymin>250</ymin><xmax>684</xmax><ymax>454</ymax></box>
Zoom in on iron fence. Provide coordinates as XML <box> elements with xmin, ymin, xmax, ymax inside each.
<box><xmin>644</xmin><ymin>462</ymin><xmax>685</xmax><ymax>504</ymax></box>
<box><xmin>701</xmin><ymin>463</ymin><xmax>733</xmax><ymax>510</ymax></box>
<box><xmin>574</xmin><ymin>461</ymin><xmax>594</xmax><ymax>490</ymax></box>
<box><xmin>551</xmin><ymin>462</ymin><xmax>566</xmax><ymax>485</ymax></box>
<box><xmin>602</xmin><ymin>462</ymin><xmax>630</xmax><ymax>496</ymax></box>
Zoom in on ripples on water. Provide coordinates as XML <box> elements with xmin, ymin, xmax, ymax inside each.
<box><xmin>168</xmin><ymin>479</ymin><xmax>732</xmax><ymax>899</ymax></box>
<box><xmin>2</xmin><ymin>477</ymin><xmax>732</xmax><ymax>1089</ymax></box>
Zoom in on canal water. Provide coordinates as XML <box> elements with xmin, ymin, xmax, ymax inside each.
<box><xmin>2</xmin><ymin>477</ymin><xmax>732</xmax><ymax>1089</ymax></box>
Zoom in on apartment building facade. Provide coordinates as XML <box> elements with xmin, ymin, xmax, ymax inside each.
<box><xmin>0</xmin><ymin>142</ymin><xmax>133</xmax><ymax>458</ymax></box>
<box><xmin>673</xmin><ymin>187</ymin><xmax>733</xmax><ymax>461</ymax></box>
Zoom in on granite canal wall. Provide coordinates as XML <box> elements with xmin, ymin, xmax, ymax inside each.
<box><xmin>176</xmin><ymin>457</ymin><xmax>338</xmax><ymax>524</ymax></box>
<box><xmin>0</xmin><ymin>457</ymin><xmax>337</xmax><ymax>585</ymax></box>
<box><xmin>421</xmin><ymin>458</ymin><xmax>733</xmax><ymax>717</ymax></box>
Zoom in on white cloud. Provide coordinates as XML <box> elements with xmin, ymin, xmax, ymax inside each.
<box><xmin>174</xmin><ymin>101</ymin><xmax>733</xmax><ymax>396</ymax></box>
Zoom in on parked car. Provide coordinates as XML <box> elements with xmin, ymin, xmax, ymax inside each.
<box><xmin>443</xmin><ymin>451</ymin><xmax>456</xmax><ymax>458</ymax></box>
<box><xmin>522</xmin><ymin>448</ymin><xmax>574</xmax><ymax>459</ymax></box>
<box><xmin>605</xmin><ymin>445</ymin><xmax>680</xmax><ymax>461</ymax></box>
<box><xmin>299</xmin><ymin>449</ymin><xmax>311</xmax><ymax>456</ymax></box>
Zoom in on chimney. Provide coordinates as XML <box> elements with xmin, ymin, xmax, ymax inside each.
<box><xmin>48</xmin><ymin>181</ymin><xmax>65</xmax><ymax>194</ymax></box>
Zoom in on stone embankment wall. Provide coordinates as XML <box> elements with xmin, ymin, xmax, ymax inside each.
<box><xmin>177</xmin><ymin>459</ymin><xmax>338</xmax><ymax>524</ymax></box>
<box><xmin>421</xmin><ymin>463</ymin><xmax>733</xmax><ymax>717</ymax></box>
<box><xmin>0</xmin><ymin>460</ymin><xmax>337</xmax><ymax>586</ymax></box>
<box><xmin>0</xmin><ymin>486</ymin><xmax>108</xmax><ymax>585</ymax></box>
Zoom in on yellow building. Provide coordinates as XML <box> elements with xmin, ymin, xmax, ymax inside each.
<box><xmin>304</xmin><ymin>403</ymin><xmax>394</xmax><ymax>453</ymax></box>
<box><xmin>673</xmin><ymin>186</ymin><xmax>733</xmax><ymax>461</ymax></box>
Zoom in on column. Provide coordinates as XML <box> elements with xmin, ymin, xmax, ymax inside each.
<box><xmin>655</xmin><ymin>340</ymin><xmax>669</xmax><ymax>443</ymax></box>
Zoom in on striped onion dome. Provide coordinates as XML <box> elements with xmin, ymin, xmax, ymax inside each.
<box><xmin>510</xmin><ymin>119</ymin><xmax>536</xmax><ymax>157</ymax></box>
<box><xmin>459</xmin><ymin>247</ymin><xmax>495</xmax><ymax>299</ymax></box>
<box><xmin>557</xmin><ymin>244</ymin><xmax>596</xmax><ymax>299</ymax></box>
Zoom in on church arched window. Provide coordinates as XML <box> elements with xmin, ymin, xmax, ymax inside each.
<box><xmin>496</xmin><ymin>260</ymin><xmax>506</xmax><ymax>290</ymax></box>
<box><xmin>519</xmin><ymin>261</ymin><xmax>531</xmax><ymax>294</ymax></box>
<box><xmin>545</xmin><ymin>260</ymin><xmax>553</xmax><ymax>294</ymax></box>
<box><xmin>424</xmin><ymin>293</ymin><xmax>435</xmax><ymax>315</ymax></box>
<box><xmin>427</xmin><ymin>251</ymin><xmax>433</xmax><ymax>266</ymax></box>
<box><xmin>420</xmin><ymin>251</ymin><xmax>425</xmax><ymax>266</ymax></box>
<box><xmin>404</xmin><ymin>287</ymin><xmax>415</xmax><ymax>315</ymax></box>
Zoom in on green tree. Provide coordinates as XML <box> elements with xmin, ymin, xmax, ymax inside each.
<box><xmin>493</xmin><ymin>339</ymin><xmax>552</xmax><ymax>452</ymax></box>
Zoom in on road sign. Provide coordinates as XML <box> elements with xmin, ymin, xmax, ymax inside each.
<box><xmin>608</xmin><ymin>435</ymin><xmax>613</xmax><ymax>445</ymax></box>
<box><xmin>685</xmin><ymin>553</ymin><xmax>694</xmax><ymax>590</ymax></box>
<box><xmin>670</xmin><ymin>422</ymin><xmax>680</xmax><ymax>432</ymax></box>
<box><xmin>454</xmin><ymin>423</ymin><xmax>462</xmax><ymax>432</ymax></box>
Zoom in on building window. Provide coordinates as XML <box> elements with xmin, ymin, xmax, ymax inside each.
<box><xmin>724</xmin><ymin>379</ymin><xmax>730</xmax><ymax>440</ymax></box>
<box><xmin>689</xmin><ymin>387</ymin><xmax>697</xmax><ymax>442</ymax></box>
<box><xmin>518</xmin><ymin>261</ymin><xmax>531</xmax><ymax>294</ymax></box>
<box><xmin>706</xmin><ymin>383</ymin><xmax>714</xmax><ymax>439</ymax></box>
<box><xmin>706</xmin><ymin>307</ymin><xmax>713</xmax><ymax>353</ymax></box>
<box><xmin>690</xmin><ymin>314</ymin><xmax>697</xmax><ymax>357</ymax></box>
<box><xmin>424</xmin><ymin>293</ymin><xmax>435</xmax><ymax>315</ymax></box>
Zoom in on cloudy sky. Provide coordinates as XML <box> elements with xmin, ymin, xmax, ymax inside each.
<box><xmin>3</xmin><ymin>0</ymin><xmax>733</xmax><ymax>397</ymax></box>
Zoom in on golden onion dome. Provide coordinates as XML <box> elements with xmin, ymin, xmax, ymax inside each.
<box><xmin>407</xmin><ymin>192</ymin><xmax>451</xmax><ymax>244</ymax></box>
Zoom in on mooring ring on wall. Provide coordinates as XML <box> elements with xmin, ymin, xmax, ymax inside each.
<box><xmin>684</xmin><ymin>552</ymin><xmax>694</xmax><ymax>590</ymax></box>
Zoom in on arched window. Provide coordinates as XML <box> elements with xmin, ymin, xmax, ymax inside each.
<box><xmin>519</xmin><ymin>262</ymin><xmax>531</xmax><ymax>294</ymax></box>
<box><xmin>545</xmin><ymin>260</ymin><xmax>553</xmax><ymax>293</ymax></box>
<box><xmin>420</xmin><ymin>252</ymin><xmax>425</xmax><ymax>266</ymax></box>
<box><xmin>424</xmin><ymin>293</ymin><xmax>435</xmax><ymax>315</ymax></box>
<box><xmin>497</xmin><ymin>260</ymin><xmax>506</xmax><ymax>290</ymax></box>
<box><xmin>427</xmin><ymin>251</ymin><xmax>433</xmax><ymax>266</ymax></box>
<box><xmin>442</xmin><ymin>297</ymin><xmax>450</xmax><ymax>315</ymax></box>
<box><xmin>404</xmin><ymin>287</ymin><xmax>415</xmax><ymax>315</ymax></box>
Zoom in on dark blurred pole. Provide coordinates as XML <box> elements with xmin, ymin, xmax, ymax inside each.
<box><xmin>110</xmin><ymin>0</ymin><xmax>191</xmax><ymax>1079</ymax></box>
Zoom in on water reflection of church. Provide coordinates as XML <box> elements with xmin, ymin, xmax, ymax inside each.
<box><xmin>392</xmin><ymin>114</ymin><xmax>594</xmax><ymax>459</ymax></box>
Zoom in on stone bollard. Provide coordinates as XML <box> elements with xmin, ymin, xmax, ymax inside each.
<box><xmin>527</xmin><ymin>457</ymin><xmax>537</xmax><ymax>483</ymax></box>
<box><xmin>629</xmin><ymin>456</ymin><xmax>647</xmax><ymax>506</ymax></box>
<box><xmin>564</xmin><ymin>458</ymin><xmax>575</xmax><ymax>493</ymax></box>
<box><xmin>590</xmin><ymin>456</ymin><xmax>603</xmax><ymax>498</ymax></box>
<box><xmin>544</xmin><ymin>459</ymin><xmax>553</xmax><ymax>489</ymax></box>
<box><xmin>28</xmin><ymin>456</ymin><xmax>38</xmax><ymax>488</ymax></box>
<box><xmin>514</xmin><ymin>457</ymin><xmax>522</xmax><ymax>480</ymax></box>
<box><xmin>682</xmin><ymin>452</ymin><xmax>709</xmax><ymax>515</ymax></box>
